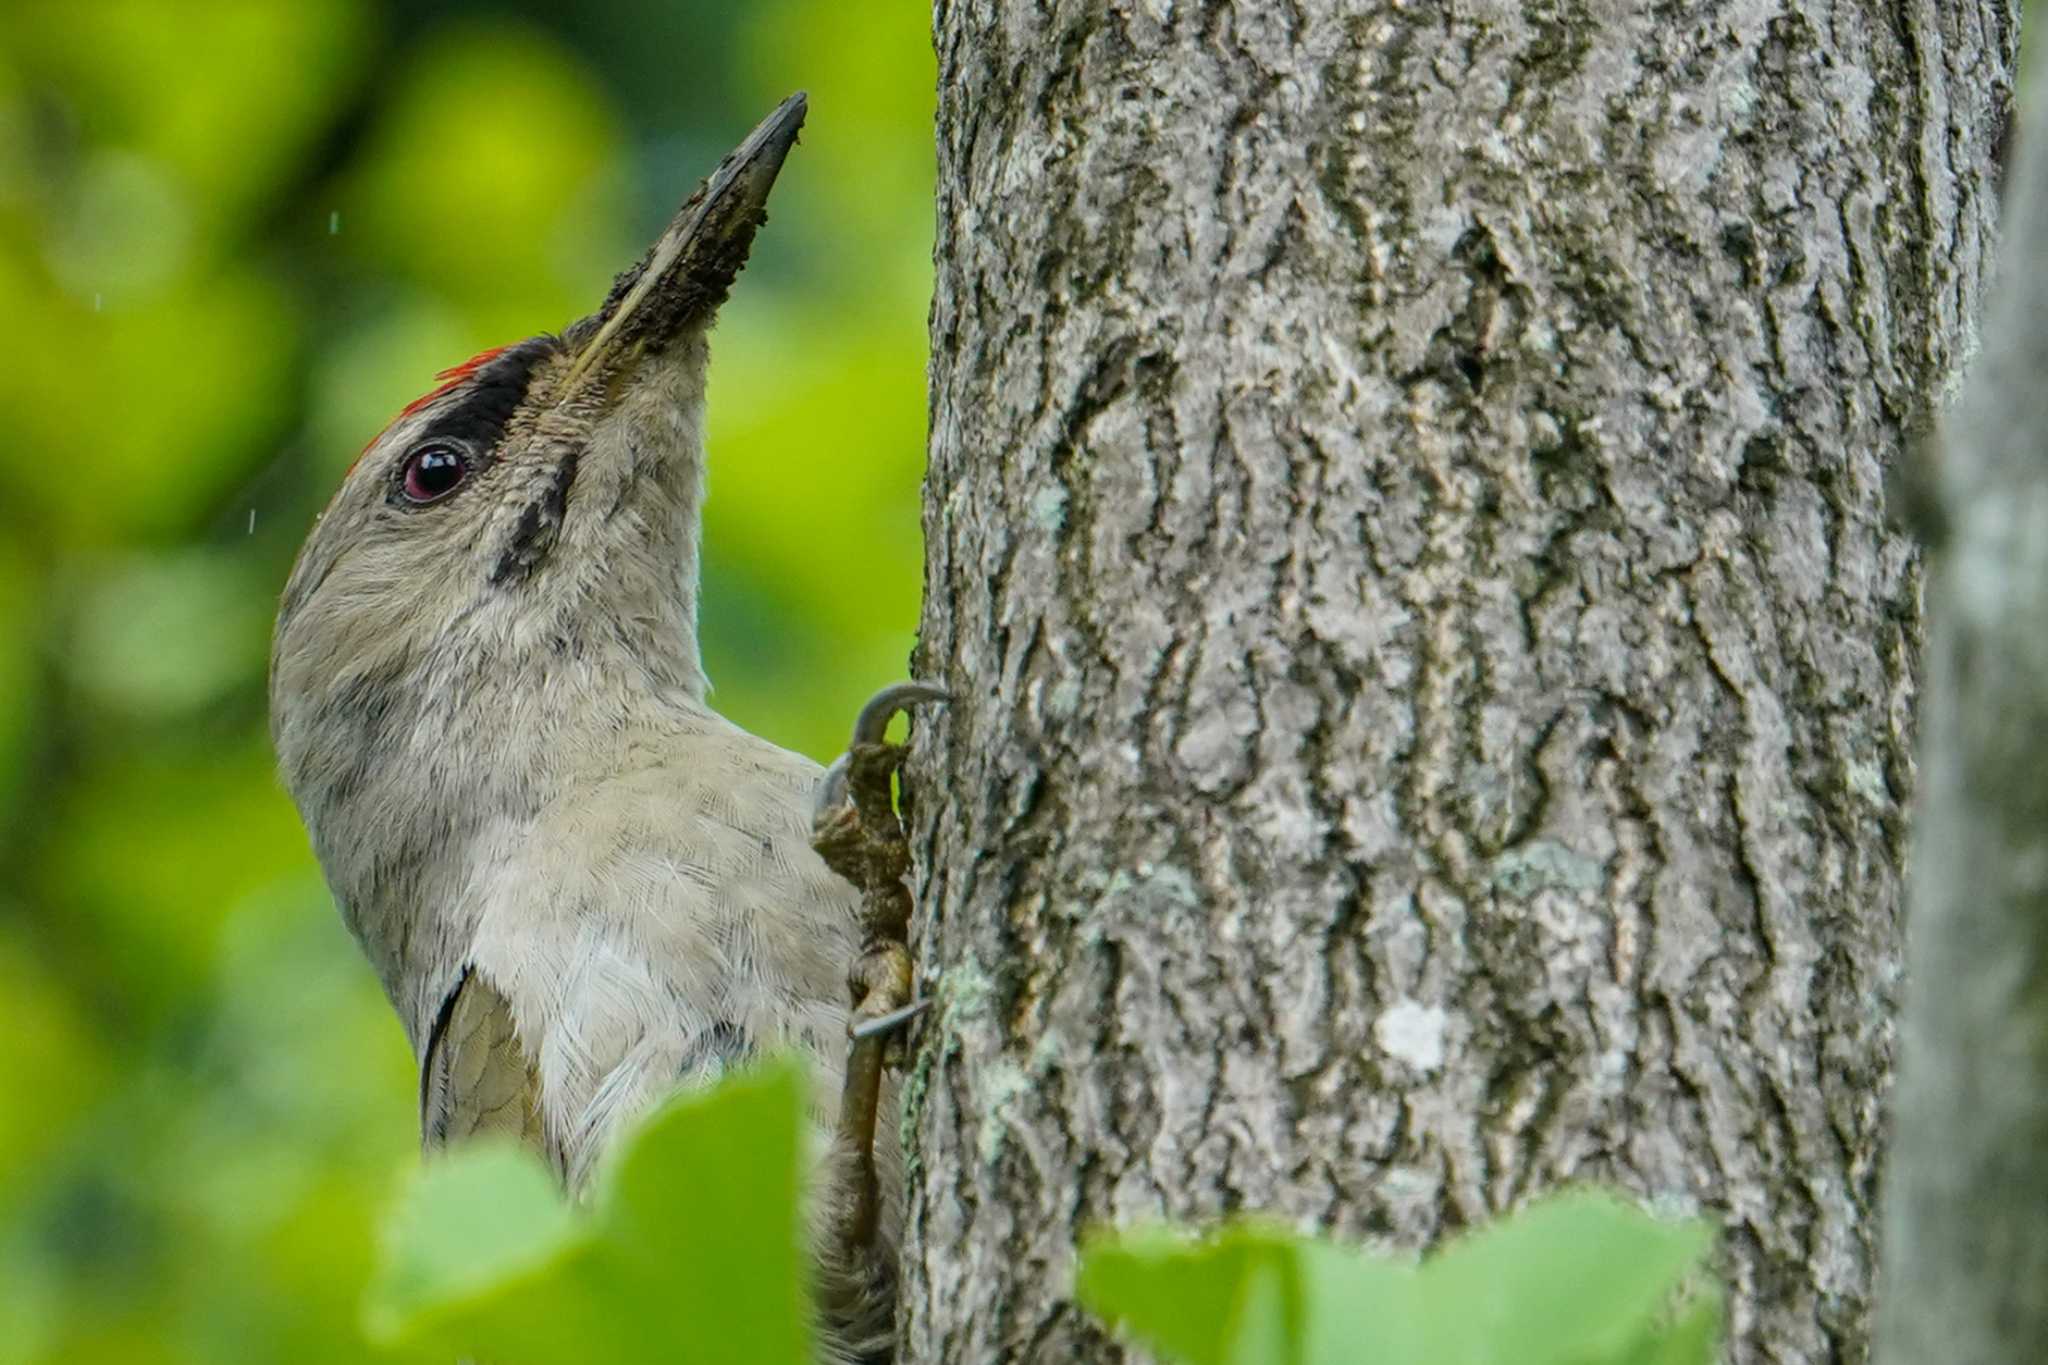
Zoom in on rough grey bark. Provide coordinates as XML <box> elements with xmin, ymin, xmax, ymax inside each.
<box><xmin>1875</xmin><ymin>27</ymin><xmax>2048</xmax><ymax>1365</ymax></box>
<box><xmin>905</xmin><ymin>4</ymin><xmax>2012</xmax><ymax>1363</ymax></box>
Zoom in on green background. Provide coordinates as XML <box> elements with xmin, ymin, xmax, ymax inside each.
<box><xmin>0</xmin><ymin>2</ymin><xmax>932</xmax><ymax>1359</ymax></box>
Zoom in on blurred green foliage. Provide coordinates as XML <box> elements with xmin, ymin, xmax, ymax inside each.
<box><xmin>0</xmin><ymin>1</ymin><xmax>932</xmax><ymax>1359</ymax></box>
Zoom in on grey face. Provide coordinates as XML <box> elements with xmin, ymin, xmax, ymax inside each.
<box><xmin>277</xmin><ymin>339</ymin><xmax>562</xmax><ymax>635</ymax></box>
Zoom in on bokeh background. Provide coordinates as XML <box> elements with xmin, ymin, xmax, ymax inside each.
<box><xmin>0</xmin><ymin>2</ymin><xmax>932</xmax><ymax>1359</ymax></box>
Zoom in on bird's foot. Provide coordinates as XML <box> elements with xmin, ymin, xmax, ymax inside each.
<box><xmin>810</xmin><ymin>680</ymin><xmax>947</xmax><ymax>1253</ymax></box>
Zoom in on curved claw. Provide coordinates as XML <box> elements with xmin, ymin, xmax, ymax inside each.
<box><xmin>812</xmin><ymin>753</ymin><xmax>854</xmax><ymax>828</ymax></box>
<box><xmin>811</xmin><ymin>680</ymin><xmax>950</xmax><ymax>826</ymax></box>
<box><xmin>850</xmin><ymin>679</ymin><xmax>951</xmax><ymax>746</ymax></box>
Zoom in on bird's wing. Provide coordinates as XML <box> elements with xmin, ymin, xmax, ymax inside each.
<box><xmin>420</xmin><ymin>963</ymin><xmax>549</xmax><ymax>1160</ymax></box>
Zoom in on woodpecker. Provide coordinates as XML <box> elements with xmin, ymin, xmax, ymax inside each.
<box><xmin>268</xmin><ymin>95</ymin><xmax>931</xmax><ymax>1362</ymax></box>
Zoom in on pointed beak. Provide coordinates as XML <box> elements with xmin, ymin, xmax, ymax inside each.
<box><xmin>559</xmin><ymin>92</ymin><xmax>807</xmax><ymax>399</ymax></box>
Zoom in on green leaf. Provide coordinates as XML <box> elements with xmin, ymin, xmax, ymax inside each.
<box><xmin>1621</xmin><ymin>1288</ymin><xmax>1723</xmax><ymax>1365</ymax></box>
<box><xmin>366</xmin><ymin>1060</ymin><xmax>812</xmax><ymax>1365</ymax></box>
<box><xmin>1079</xmin><ymin>1190</ymin><xmax>1714</xmax><ymax>1365</ymax></box>
<box><xmin>366</xmin><ymin>1141</ymin><xmax>576</xmax><ymax>1338</ymax></box>
<box><xmin>1078</xmin><ymin>1224</ymin><xmax>1418</xmax><ymax>1365</ymax></box>
<box><xmin>1223</xmin><ymin>1260</ymin><xmax>1296</xmax><ymax>1365</ymax></box>
<box><xmin>1423</xmin><ymin>1190</ymin><xmax>1713</xmax><ymax>1365</ymax></box>
<box><xmin>590</xmin><ymin>1057</ymin><xmax>811</xmax><ymax>1365</ymax></box>
<box><xmin>1294</xmin><ymin>1239</ymin><xmax>1421</xmax><ymax>1365</ymax></box>
<box><xmin>1078</xmin><ymin>1225</ymin><xmax>1284</xmax><ymax>1365</ymax></box>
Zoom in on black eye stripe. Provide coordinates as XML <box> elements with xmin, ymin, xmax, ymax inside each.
<box><xmin>384</xmin><ymin>336</ymin><xmax>559</xmax><ymax>509</ymax></box>
<box><xmin>414</xmin><ymin>335</ymin><xmax>557</xmax><ymax>457</ymax></box>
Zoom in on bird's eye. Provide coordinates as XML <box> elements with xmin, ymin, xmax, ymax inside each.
<box><xmin>400</xmin><ymin>443</ymin><xmax>470</xmax><ymax>503</ymax></box>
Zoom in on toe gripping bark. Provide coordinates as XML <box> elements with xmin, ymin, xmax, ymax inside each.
<box><xmin>809</xmin><ymin>681</ymin><xmax>948</xmax><ymax>1254</ymax></box>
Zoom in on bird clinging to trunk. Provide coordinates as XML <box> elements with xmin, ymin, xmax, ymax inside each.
<box><xmin>268</xmin><ymin>95</ymin><xmax>933</xmax><ymax>1362</ymax></box>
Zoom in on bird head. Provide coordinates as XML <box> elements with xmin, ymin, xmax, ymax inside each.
<box><xmin>269</xmin><ymin>95</ymin><xmax>806</xmax><ymax>997</ymax></box>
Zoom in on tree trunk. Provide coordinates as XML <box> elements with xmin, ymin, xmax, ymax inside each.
<box><xmin>1875</xmin><ymin>26</ymin><xmax>2048</xmax><ymax>1365</ymax></box>
<box><xmin>905</xmin><ymin>4</ymin><xmax>2013</xmax><ymax>1363</ymax></box>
